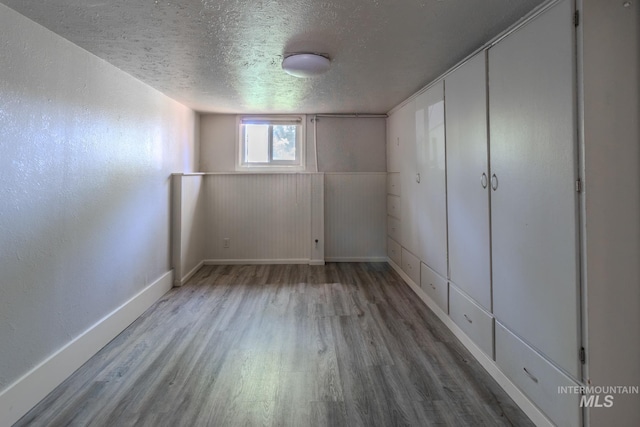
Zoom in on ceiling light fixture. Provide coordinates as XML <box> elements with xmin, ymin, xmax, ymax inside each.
<box><xmin>282</xmin><ymin>53</ymin><xmax>331</xmax><ymax>78</ymax></box>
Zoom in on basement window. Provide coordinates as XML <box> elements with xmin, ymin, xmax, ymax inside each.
<box><xmin>237</xmin><ymin>116</ymin><xmax>305</xmax><ymax>171</ymax></box>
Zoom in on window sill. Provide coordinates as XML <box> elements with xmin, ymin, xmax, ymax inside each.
<box><xmin>234</xmin><ymin>166</ymin><xmax>306</xmax><ymax>173</ymax></box>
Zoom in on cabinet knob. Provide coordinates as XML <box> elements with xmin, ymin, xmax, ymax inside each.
<box><xmin>481</xmin><ymin>173</ymin><xmax>488</xmax><ymax>189</ymax></box>
<box><xmin>416</xmin><ymin>173</ymin><xmax>421</xmax><ymax>183</ymax></box>
<box><xmin>491</xmin><ymin>174</ymin><xmax>499</xmax><ymax>191</ymax></box>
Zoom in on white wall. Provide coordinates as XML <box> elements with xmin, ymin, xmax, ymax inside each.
<box><xmin>199</xmin><ymin>114</ymin><xmax>238</xmax><ymax>172</ymax></box>
<box><xmin>315</xmin><ymin>117</ymin><xmax>386</xmax><ymax>172</ymax></box>
<box><xmin>0</xmin><ymin>4</ymin><xmax>198</xmax><ymax>423</ymax></box>
<box><xmin>199</xmin><ymin>114</ymin><xmax>318</xmax><ymax>172</ymax></box>
<box><xmin>580</xmin><ymin>0</ymin><xmax>640</xmax><ymax>425</ymax></box>
<box><xmin>199</xmin><ymin>114</ymin><xmax>387</xmax><ymax>173</ymax></box>
<box><xmin>199</xmin><ymin>114</ymin><xmax>388</xmax><ymax>261</ymax></box>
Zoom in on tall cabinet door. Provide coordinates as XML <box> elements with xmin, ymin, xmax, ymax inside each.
<box><xmin>489</xmin><ymin>0</ymin><xmax>580</xmax><ymax>378</ymax></box>
<box><xmin>414</xmin><ymin>82</ymin><xmax>447</xmax><ymax>277</ymax></box>
<box><xmin>445</xmin><ymin>52</ymin><xmax>491</xmax><ymax>310</ymax></box>
<box><xmin>399</xmin><ymin>100</ymin><xmax>418</xmax><ymax>256</ymax></box>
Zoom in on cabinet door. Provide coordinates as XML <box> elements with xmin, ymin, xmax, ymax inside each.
<box><xmin>445</xmin><ymin>52</ymin><xmax>491</xmax><ymax>310</ymax></box>
<box><xmin>413</xmin><ymin>82</ymin><xmax>448</xmax><ymax>277</ymax></box>
<box><xmin>399</xmin><ymin>100</ymin><xmax>418</xmax><ymax>254</ymax></box>
<box><xmin>489</xmin><ymin>0</ymin><xmax>580</xmax><ymax>378</ymax></box>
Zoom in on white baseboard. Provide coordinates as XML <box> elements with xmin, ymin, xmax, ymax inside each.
<box><xmin>0</xmin><ymin>270</ymin><xmax>174</xmax><ymax>427</ymax></box>
<box><xmin>387</xmin><ymin>260</ymin><xmax>554</xmax><ymax>427</ymax></box>
<box><xmin>175</xmin><ymin>260</ymin><xmax>204</xmax><ymax>286</ymax></box>
<box><xmin>203</xmin><ymin>259</ymin><xmax>311</xmax><ymax>265</ymax></box>
<box><xmin>325</xmin><ymin>256</ymin><xmax>388</xmax><ymax>262</ymax></box>
<box><xmin>309</xmin><ymin>260</ymin><xmax>326</xmax><ymax>266</ymax></box>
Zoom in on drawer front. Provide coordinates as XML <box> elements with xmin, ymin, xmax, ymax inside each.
<box><xmin>449</xmin><ymin>285</ymin><xmax>494</xmax><ymax>357</ymax></box>
<box><xmin>387</xmin><ymin>238</ymin><xmax>401</xmax><ymax>265</ymax></box>
<box><xmin>387</xmin><ymin>173</ymin><xmax>401</xmax><ymax>196</ymax></box>
<box><xmin>387</xmin><ymin>195</ymin><xmax>400</xmax><ymax>219</ymax></box>
<box><xmin>495</xmin><ymin>322</ymin><xmax>581</xmax><ymax>427</ymax></box>
<box><xmin>420</xmin><ymin>262</ymin><xmax>448</xmax><ymax>313</ymax></box>
<box><xmin>387</xmin><ymin>216</ymin><xmax>401</xmax><ymax>242</ymax></box>
<box><xmin>401</xmin><ymin>247</ymin><xmax>420</xmax><ymax>285</ymax></box>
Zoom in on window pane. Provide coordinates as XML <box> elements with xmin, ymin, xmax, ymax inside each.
<box><xmin>272</xmin><ymin>125</ymin><xmax>296</xmax><ymax>161</ymax></box>
<box><xmin>245</xmin><ymin>124</ymin><xmax>269</xmax><ymax>163</ymax></box>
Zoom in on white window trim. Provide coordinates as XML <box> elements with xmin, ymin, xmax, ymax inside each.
<box><xmin>235</xmin><ymin>115</ymin><xmax>306</xmax><ymax>172</ymax></box>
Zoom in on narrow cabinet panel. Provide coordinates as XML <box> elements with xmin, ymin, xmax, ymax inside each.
<box><xmin>420</xmin><ymin>262</ymin><xmax>448</xmax><ymax>313</ymax></box>
<box><xmin>450</xmin><ymin>285</ymin><xmax>494</xmax><ymax>358</ymax></box>
<box><xmin>387</xmin><ymin>172</ymin><xmax>401</xmax><ymax>196</ymax></box>
<box><xmin>445</xmin><ymin>52</ymin><xmax>491</xmax><ymax>310</ymax></box>
<box><xmin>387</xmin><ymin>195</ymin><xmax>400</xmax><ymax>219</ymax></box>
<box><xmin>387</xmin><ymin>238</ymin><xmax>401</xmax><ymax>265</ymax></box>
<box><xmin>398</xmin><ymin>99</ymin><xmax>418</xmax><ymax>257</ymax></box>
<box><xmin>412</xmin><ymin>82</ymin><xmax>448</xmax><ymax>277</ymax></box>
<box><xmin>387</xmin><ymin>216</ymin><xmax>401</xmax><ymax>242</ymax></box>
<box><xmin>489</xmin><ymin>0</ymin><xmax>580</xmax><ymax>378</ymax></box>
<box><xmin>401</xmin><ymin>247</ymin><xmax>420</xmax><ymax>285</ymax></box>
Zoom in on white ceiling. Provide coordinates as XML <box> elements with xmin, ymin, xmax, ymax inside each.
<box><xmin>1</xmin><ymin>0</ymin><xmax>545</xmax><ymax>114</ymax></box>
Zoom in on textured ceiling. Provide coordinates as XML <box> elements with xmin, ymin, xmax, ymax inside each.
<box><xmin>1</xmin><ymin>0</ymin><xmax>545</xmax><ymax>114</ymax></box>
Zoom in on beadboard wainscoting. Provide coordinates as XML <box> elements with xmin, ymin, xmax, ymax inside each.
<box><xmin>204</xmin><ymin>173</ymin><xmax>318</xmax><ymax>263</ymax></box>
<box><xmin>324</xmin><ymin>173</ymin><xmax>387</xmax><ymax>262</ymax></box>
<box><xmin>172</xmin><ymin>172</ymin><xmax>386</xmax><ymax>269</ymax></box>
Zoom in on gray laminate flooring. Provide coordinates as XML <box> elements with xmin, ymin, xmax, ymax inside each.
<box><xmin>15</xmin><ymin>263</ymin><xmax>534</xmax><ymax>427</ymax></box>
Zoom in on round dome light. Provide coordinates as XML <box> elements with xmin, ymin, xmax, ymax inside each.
<box><xmin>282</xmin><ymin>53</ymin><xmax>331</xmax><ymax>78</ymax></box>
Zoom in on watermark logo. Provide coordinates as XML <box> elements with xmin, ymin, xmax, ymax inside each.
<box><xmin>558</xmin><ymin>385</ymin><xmax>639</xmax><ymax>408</ymax></box>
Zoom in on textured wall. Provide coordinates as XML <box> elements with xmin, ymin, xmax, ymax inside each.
<box><xmin>315</xmin><ymin>117</ymin><xmax>386</xmax><ymax>172</ymax></box>
<box><xmin>0</xmin><ymin>3</ymin><xmax>197</xmax><ymax>392</ymax></box>
<box><xmin>199</xmin><ymin>115</ymin><xmax>238</xmax><ymax>172</ymax></box>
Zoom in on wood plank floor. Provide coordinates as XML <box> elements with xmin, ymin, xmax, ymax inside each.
<box><xmin>15</xmin><ymin>263</ymin><xmax>534</xmax><ymax>427</ymax></box>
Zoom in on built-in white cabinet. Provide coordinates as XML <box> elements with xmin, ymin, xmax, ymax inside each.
<box><xmin>386</xmin><ymin>194</ymin><xmax>400</xmax><ymax>219</ymax></box>
<box><xmin>401</xmin><ymin>247</ymin><xmax>420</xmax><ymax>285</ymax></box>
<box><xmin>386</xmin><ymin>172</ymin><xmax>402</xmax><ymax>263</ymax></box>
<box><xmin>386</xmin><ymin>172</ymin><xmax>401</xmax><ymax>196</ymax></box>
<box><xmin>449</xmin><ymin>285</ymin><xmax>494</xmax><ymax>358</ymax></box>
<box><xmin>489</xmin><ymin>0</ymin><xmax>580</xmax><ymax>379</ymax></box>
<box><xmin>387</xmin><ymin>1</ymin><xmax>584</xmax><ymax>425</ymax></box>
<box><xmin>387</xmin><ymin>238</ymin><xmax>401</xmax><ymax>266</ymax></box>
<box><xmin>444</xmin><ymin>52</ymin><xmax>491</xmax><ymax>311</ymax></box>
<box><xmin>400</xmin><ymin>83</ymin><xmax>448</xmax><ymax>278</ymax></box>
<box><xmin>387</xmin><ymin>216</ymin><xmax>401</xmax><ymax>242</ymax></box>
<box><xmin>420</xmin><ymin>262</ymin><xmax>448</xmax><ymax>313</ymax></box>
<box><xmin>496</xmin><ymin>322</ymin><xmax>581</xmax><ymax>427</ymax></box>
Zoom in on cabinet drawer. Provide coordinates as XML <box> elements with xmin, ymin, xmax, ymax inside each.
<box><xmin>387</xmin><ymin>238</ymin><xmax>401</xmax><ymax>265</ymax></box>
<box><xmin>387</xmin><ymin>173</ymin><xmax>401</xmax><ymax>196</ymax></box>
<box><xmin>401</xmin><ymin>247</ymin><xmax>420</xmax><ymax>285</ymax></box>
<box><xmin>420</xmin><ymin>263</ymin><xmax>448</xmax><ymax>313</ymax></box>
<box><xmin>449</xmin><ymin>285</ymin><xmax>493</xmax><ymax>357</ymax></box>
<box><xmin>387</xmin><ymin>216</ymin><xmax>401</xmax><ymax>242</ymax></box>
<box><xmin>495</xmin><ymin>322</ymin><xmax>581</xmax><ymax>427</ymax></box>
<box><xmin>387</xmin><ymin>195</ymin><xmax>400</xmax><ymax>218</ymax></box>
